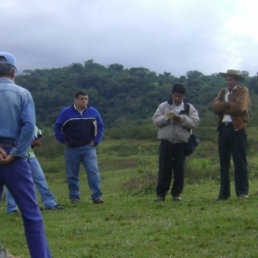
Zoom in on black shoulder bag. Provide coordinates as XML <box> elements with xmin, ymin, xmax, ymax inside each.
<box><xmin>182</xmin><ymin>103</ymin><xmax>200</xmax><ymax>156</ymax></box>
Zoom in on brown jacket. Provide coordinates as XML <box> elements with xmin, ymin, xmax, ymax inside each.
<box><xmin>212</xmin><ymin>86</ymin><xmax>250</xmax><ymax>131</ymax></box>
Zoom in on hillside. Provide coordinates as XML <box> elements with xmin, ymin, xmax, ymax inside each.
<box><xmin>15</xmin><ymin>60</ymin><xmax>258</xmax><ymax>129</ymax></box>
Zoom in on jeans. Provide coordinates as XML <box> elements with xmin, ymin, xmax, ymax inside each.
<box><xmin>0</xmin><ymin>184</ymin><xmax>2</xmax><ymax>199</ymax></box>
<box><xmin>65</xmin><ymin>144</ymin><xmax>102</xmax><ymax>201</ymax></box>
<box><xmin>6</xmin><ymin>157</ymin><xmax>57</xmax><ymax>212</ymax></box>
<box><xmin>0</xmin><ymin>153</ymin><xmax>51</xmax><ymax>258</ymax></box>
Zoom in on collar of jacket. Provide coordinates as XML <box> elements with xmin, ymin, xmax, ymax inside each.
<box><xmin>167</xmin><ymin>99</ymin><xmax>185</xmax><ymax>106</ymax></box>
<box><xmin>224</xmin><ymin>85</ymin><xmax>239</xmax><ymax>94</ymax></box>
<box><xmin>71</xmin><ymin>104</ymin><xmax>90</xmax><ymax>111</ymax></box>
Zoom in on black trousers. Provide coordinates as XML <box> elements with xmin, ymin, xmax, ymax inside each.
<box><xmin>218</xmin><ymin>124</ymin><xmax>248</xmax><ymax>198</ymax></box>
<box><xmin>156</xmin><ymin>140</ymin><xmax>186</xmax><ymax>197</ymax></box>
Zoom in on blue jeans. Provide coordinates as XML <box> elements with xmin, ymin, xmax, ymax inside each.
<box><xmin>6</xmin><ymin>157</ymin><xmax>57</xmax><ymax>212</ymax></box>
<box><xmin>0</xmin><ymin>184</ymin><xmax>2</xmax><ymax>198</ymax></box>
<box><xmin>65</xmin><ymin>144</ymin><xmax>102</xmax><ymax>201</ymax></box>
<box><xmin>0</xmin><ymin>153</ymin><xmax>51</xmax><ymax>258</ymax></box>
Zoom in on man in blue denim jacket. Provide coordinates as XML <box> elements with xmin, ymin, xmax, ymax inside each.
<box><xmin>54</xmin><ymin>91</ymin><xmax>104</xmax><ymax>204</ymax></box>
<box><xmin>0</xmin><ymin>52</ymin><xmax>51</xmax><ymax>258</ymax></box>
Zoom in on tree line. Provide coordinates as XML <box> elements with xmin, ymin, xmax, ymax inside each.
<box><xmin>15</xmin><ymin>60</ymin><xmax>258</xmax><ymax>129</ymax></box>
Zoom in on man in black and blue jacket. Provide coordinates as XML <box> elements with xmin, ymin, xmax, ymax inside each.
<box><xmin>54</xmin><ymin>91</ymin><xmax>104</xmax><ymax>204</ymax></box>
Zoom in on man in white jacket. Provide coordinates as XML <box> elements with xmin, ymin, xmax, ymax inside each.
<box><xmin>153</xmin><ymin>83</ymin><xmax>199</xmax><ymax>201</ymax></box>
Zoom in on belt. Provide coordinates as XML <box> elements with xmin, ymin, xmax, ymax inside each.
<box><xmin>221</xmin><ymin>122</ymin><xmax>233</xmax><ymax>126</ymax></box>
<box><xmin>0</xmin><ymin>143</ymin><xmax>14</xmax><ymax>148</ymax></box>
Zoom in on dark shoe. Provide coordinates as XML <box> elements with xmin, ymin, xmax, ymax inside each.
<box><xmin>215</xmin><ymin>196</ymin><xmax>229</xmax><ymax>201</ymax></box>
<box><xmin>46</xmin><ymin>204</ymin><xmax>64</xmax><ymax>210</ymax></box>
<box><xmin>172</xmin><ymin>196</ymin><xmax>182</xmax><ymax>201</ymax></box>
<box><xmin>154</xmin><ymin>196</ymin><xmax>165</xmax><ymax>202</ymax></box>
<box><xmin>238</xmin><ymin>194</ymin><xmax>249</xmax><ymax>200</ymax></box>
<box><xmin>71</xmin><ymin>199</ymin><xmax>79</xmax><ymax>204</ymax></box>
<box><xmin>93</xmin><ymin>198</ymin><xmax>104</xmax><ymax>204</ymax></box>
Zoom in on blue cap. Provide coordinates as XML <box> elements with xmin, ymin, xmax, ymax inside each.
<box><xmin>0</xmin><ymin>52</ymin><xmax>17</xmax><ymax>70</ymax></box>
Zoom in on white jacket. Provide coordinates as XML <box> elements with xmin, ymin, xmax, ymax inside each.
<box><xmin>153</xmin><ymin>101</ymin><xmax>200</xmax><ymax>143</ymax></box>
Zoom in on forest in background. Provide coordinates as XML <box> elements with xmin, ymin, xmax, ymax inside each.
<box><xmin>15</xmin><ymin>60</ymin><xmax>258</xmax><ymax>133</ymax></box>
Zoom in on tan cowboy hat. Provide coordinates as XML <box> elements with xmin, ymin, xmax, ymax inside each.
<box><xmin>219</xmin><ymin>69</ymin><xmax>244</xmax><ymax>81</ymax></box>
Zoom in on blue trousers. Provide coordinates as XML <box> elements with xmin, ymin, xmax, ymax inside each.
<box><xmin>0</xmin><ymin>157</ymin><xmax>51</xmax><ymax>258</ymax></box>
<box><xmin>6</xmin><ymin>156</ymin><xmax>57</xmax><ymax>212</ymax></box>
<box><xmin>0</xmin><ymin>184</ymin><xmax>2</xmax><ymax>200</ymax></box>
<box><xmin>65</xmin><ymin>144</ymin><xmax>102</xmax><ymax>201</ymax></box>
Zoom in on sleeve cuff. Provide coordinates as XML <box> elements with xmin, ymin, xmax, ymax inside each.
<box><xmin>9</xmin><ymin>147</ymin><xmax>27</xmax><ymax>158</ymax></box>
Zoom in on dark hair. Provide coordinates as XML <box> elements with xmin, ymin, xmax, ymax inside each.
<box><xmin>172</xmin><ymin>83</ymin><xmax>186</xmax><ymax>95</ymax></box>
<box><xmin>75</xmin><ymin>91</ymin><xmax>87</xmax><ymax>98</ymax></box>
<box><xmin>0</xmin><ymin>64</ymin><xmax>15</xmax><ymax>77</ymax></box>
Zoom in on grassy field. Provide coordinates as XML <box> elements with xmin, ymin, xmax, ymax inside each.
<box><xmin>0</xmin><ymin>133</ymin><xmax>258</xmax><ymax>257</ymax></box>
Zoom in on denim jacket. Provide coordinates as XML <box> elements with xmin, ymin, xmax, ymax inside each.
<box><xmin>0</xmin><ymin>77</ymin><xmax>35</xmax><ymax>157</ymax></box>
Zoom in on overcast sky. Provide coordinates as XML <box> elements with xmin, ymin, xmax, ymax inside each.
<box><xmin>1</xmin><ymin>0</ymin><xmax>258</xmax><ymax>76</ymax></box>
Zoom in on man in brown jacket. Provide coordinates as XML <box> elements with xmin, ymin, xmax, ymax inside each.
<box><xmin>212</xmin><ymin>70</ymin><xmax>250</xmax><ymax>200</ymax></box>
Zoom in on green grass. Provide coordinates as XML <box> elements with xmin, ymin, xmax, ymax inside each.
<box><xmin>1</xmin><ymin>136</ymin><xmax>258</xmax><ymax>257</ymax></box>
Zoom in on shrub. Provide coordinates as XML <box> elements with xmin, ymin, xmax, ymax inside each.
<box><xmin>123</xmin><ymin>160</ymin><xmax>157</xmax><ymax>195</ymax></box>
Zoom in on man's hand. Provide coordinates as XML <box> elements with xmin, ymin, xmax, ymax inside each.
<box><xmin>167</xmin><ymin>111</ymin><xmax>177</xmax><ymax>120</ymax></box>
<box><xmin>31</xmin><ymin>139</ymin><xmax>41</xmax><ymax>148</ymax></box>
<box><xmin>172</xmin><ymin>116</ymin><xmax>181</xmax><ymax>123</ymax></box>
<box><xmin>90</xmin><ymin>140</ymin><xmax>95</xmax><ymax>146</ymax></box>
<box><xmin>0</xmin><ymin>154</ymin><xmax>15</xmax><ymax>165</ymax></box>
<box><xmin>0</xmin><ymin>147</ymin><xmax>7</xmax><ymax>162</ymax></box>
<box><xmin>166</xmin><ymin>111</ymin><xmax>181</xmax><ymax>123</ymax></box>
